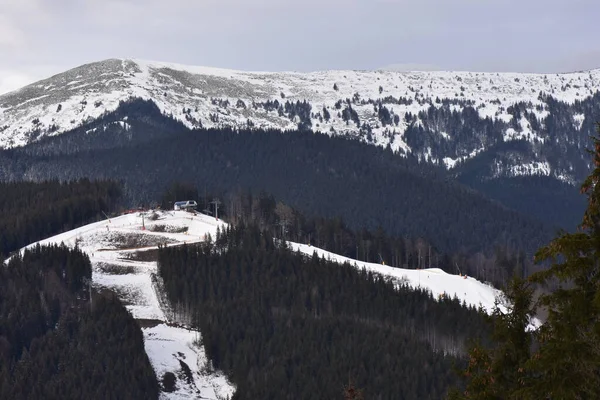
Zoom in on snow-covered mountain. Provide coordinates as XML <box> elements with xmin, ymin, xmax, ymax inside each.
<box><xmin>1</xmin><ymin>58</ymin><xmax>599</xmax><ymax>182</ymax></box>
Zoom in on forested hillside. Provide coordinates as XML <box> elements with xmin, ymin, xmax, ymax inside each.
<box><xmin>0</xmin><ymin>244</ymin><xmax>158</xmax><ymax>399</ymax></box>
<box><xmin>0</xmin><ymin>100</ymin><xmax>555</xmax><ymax>257</ymax></box>
<box><xmin>1</xmin><ymin>59</ymin><xmax>599</xmax><ymax>191</ymax></box>
<box><xmin>0</xmin><ymin>179</ymin><xmax>122</xmax><ymax>259</ymax></box>
<box><xmin>158</xmin><ymin>224</ymin><xmax>491</xmax><ymax>399</ymax></box>
<box><xmin>454</xmin><ymin>138</ymin><xmax>587</xmax><ymax>230</ymax></box>
<box><xmin>198</xmin><ymin>188</ymin><xmax>527</xmax><ymax>287</ymax></box>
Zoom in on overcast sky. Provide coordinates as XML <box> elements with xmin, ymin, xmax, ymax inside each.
<box><xmin>1</xmin><ymin>0</ymin><xmax>600</xmax><ymax>94</ymax></box>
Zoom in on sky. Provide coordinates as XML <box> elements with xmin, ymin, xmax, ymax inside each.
<box><xmin>1</xmin><ymin>0</ymin><xmax>600</xmax><ymax>94</ymax></box>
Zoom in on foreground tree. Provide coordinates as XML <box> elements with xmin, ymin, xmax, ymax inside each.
<box><xmin>450</xmin><ymin>124</ymin><xmax>600</xmax><ymax>399</ymax></box>
<box><xmin>522</xmin><ymin>129</ymin><xmax>600</xmax><ymax>399</ymax></box>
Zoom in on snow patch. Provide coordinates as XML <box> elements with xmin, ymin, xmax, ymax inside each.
<box><xmin>573</xmin><ymin>113</ymin><xmax>585</xmax><ymax>130</ymax></box>
<box><xmin>508</xmin><ymin>161</ymin><xmax>551</xmax><ymax>177</ymax></box>
<box><xmin>144</xmin><ymin>324</ymin><xmax>235</xmax><ymax>400</ymax></box>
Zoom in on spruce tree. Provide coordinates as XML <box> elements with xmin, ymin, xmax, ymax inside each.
<box><xmin>450</xmin><ymin>124</ymin><xmax>600</xmax><ymax>399</ymax></box>
<box><xmin>521</xmin><ymin>125</ymin><xmax>600</xmax><ymax>399</ymax></box>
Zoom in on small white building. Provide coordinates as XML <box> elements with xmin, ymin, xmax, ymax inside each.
<box><xmin>173</xmin><ymin>200</ymin><xmax>198</xmax><ymax>211</ymax></box>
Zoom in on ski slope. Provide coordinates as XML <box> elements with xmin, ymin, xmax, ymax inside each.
<box><xmin>288</xmin><ymin>242</ymin><xmax>541</xmax><ymax>330</ymax></box>
<box><xmin>289</xmin><ymin>242</ymin><xmax>501</xmax><ymax>313</ymax></box>
<box><xmin>11</xmin><ymin>210</ymin><xmax>235</xmax><ymax>400</ymax></box>
<box><xmin>8</xmin><ymin>209</ymin><xmax>539</xmax><ymax>397</ymax></box>
<box><xmin>17</xmin><ymin>209</ymin><xmax>508</xmax><ymax>316</ymax></box>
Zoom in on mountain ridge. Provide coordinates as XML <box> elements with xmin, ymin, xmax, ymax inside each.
<box><xmin>1</xmin><ymin>58</ymin><xmax>599</xmax><ymax>183</ymax></box>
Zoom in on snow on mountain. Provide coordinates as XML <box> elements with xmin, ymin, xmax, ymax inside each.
<box><xmin>1</xmin><ymin>58</ymin><xmax>599</xmax><ymax>180</ymax></box>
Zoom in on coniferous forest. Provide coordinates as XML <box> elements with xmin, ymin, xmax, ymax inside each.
<box><xmin>158</xmin><ymin>224</ymin><xmax>491</xmax><ymax>399</ymax></box>
<box><xmin>0</xmin><ymin>98</ymin><xmax>597</xmax><ymax>399</ymax></box>
<box><xmin>0</xmin><ymin>99</ymin><xmax>558</xmax><ymax>257</ymax></box>
<box><xmin>0</xmin><ymin>179</ymin><xmax>121</xmax><ymax>259</ymax></box>
<box><xmin>0</xmin><ymin>244</ymin><xmax>158</xmax><ymax>399</ymax></box>
<box><xmin>214</xmin><ymin>188</ymin><xmax>530</xmax><ymax>288</ymax></box>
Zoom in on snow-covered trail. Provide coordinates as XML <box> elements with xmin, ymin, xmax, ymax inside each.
<box><xmin>288</xmin><ymin>242</ymin><xmax>541</xmax><ymax>329</ymax></box>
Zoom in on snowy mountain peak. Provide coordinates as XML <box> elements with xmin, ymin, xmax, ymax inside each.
<box><xmin>1</xmin><ymin>58</ymin><xmax>600</xmax><ymax>181</ymax></box>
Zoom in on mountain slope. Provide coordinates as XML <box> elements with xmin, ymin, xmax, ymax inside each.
<box><xmin>1</xmin><ymin>59</ymin><xmax>600</xmax><ymax>183</ymax></box>
<box><xmin>9</xmin><ymin>209</ymin><xmax>524</xmax><ymax>398</ymax></box>
<box><xmin>0</xmin><ymin>100</ymin><xmax>555</xmax><ymax>255</ymax></box>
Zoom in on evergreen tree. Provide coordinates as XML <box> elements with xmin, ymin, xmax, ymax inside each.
<box><xmin>522</xmin><ymin>125</ymin><xmax>600</xmax><ymax>399</ymax></box>
<box><xmin>450</xmin><ymin>124</ymin><xmax>600</xmax><ymax>399</ymax></box>
<box><xmin>323</xmin><ymin>106</ymin><xmax>331</xmax><ymax>122</ymax></box>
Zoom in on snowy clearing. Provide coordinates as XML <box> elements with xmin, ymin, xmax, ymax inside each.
<box><xmin>11</xmin><ymin>210</ymin><xmax>234</xmax><ymax>400</ymax></box>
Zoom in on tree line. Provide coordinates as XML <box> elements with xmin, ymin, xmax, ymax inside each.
<box><xmin>0</xmin><ymin>179</ymin><xmax>122</xmax><ymax>259</ymax></box>
<box><xmin>450</xmin><ymin>126</ymin><xmax>600</xmax><ymax>399</ymax></box>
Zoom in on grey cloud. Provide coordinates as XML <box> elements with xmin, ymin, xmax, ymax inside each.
<box><xmin>0</xmin><ymin>0</ymin><xmax>599</xmax><ymax>88</ymax></box>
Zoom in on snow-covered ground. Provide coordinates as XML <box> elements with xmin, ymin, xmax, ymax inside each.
<box><xmin>288</xmin><ymin>242</ymin><xmax>541</xmax><ymax>330</ymax></box>
<box><xmin>289</xmin><ymin>242</ymin><xmax>500</xmax><ymax>313</ymax></box>
<box><xmin>12</xmin><ymin>210</ymin><xmax>235</xmax><ymax>400</ymax></box>
<box><xmin>8</xmin><ymin>210</ymin><xmax>539</xmax><ymax>396</ymax></box>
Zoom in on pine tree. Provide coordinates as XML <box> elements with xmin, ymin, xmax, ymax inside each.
<box><xmin>522</xmin><ymin>124</ymin><xmax>600</xmax><ymax>399</ymax></box>
<box><xmin>449</xmin><ymin>124</ymin><xmax>600</xmax><ymax>399</ymax></box>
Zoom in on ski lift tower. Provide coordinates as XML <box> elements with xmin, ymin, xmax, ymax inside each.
<box><xmin>210</xmin><ymin>198</ymin><xmax>221</xmax><ymax>220</ymax></box>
